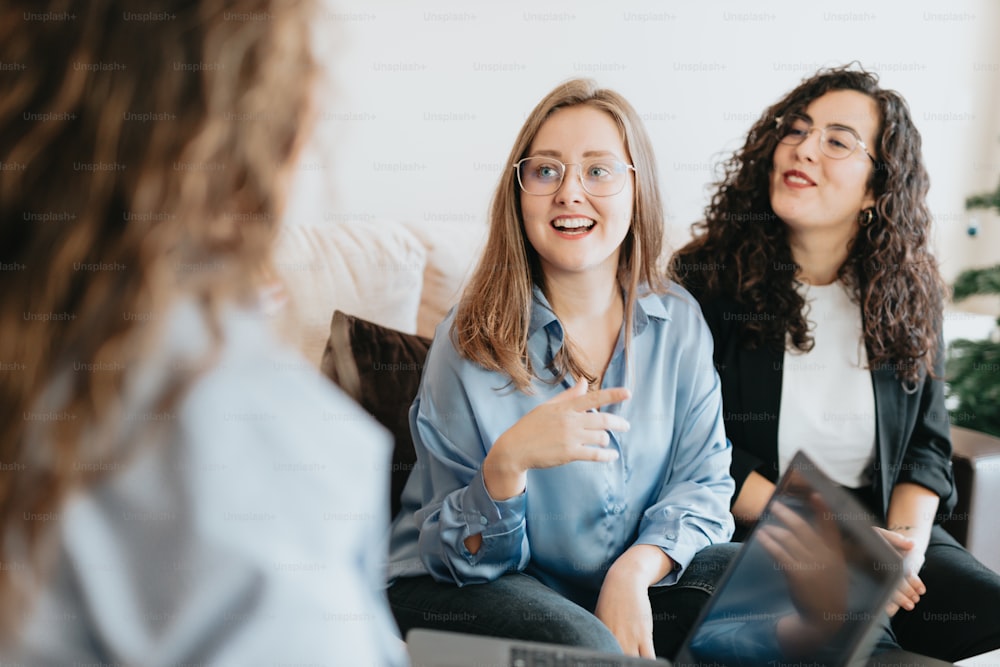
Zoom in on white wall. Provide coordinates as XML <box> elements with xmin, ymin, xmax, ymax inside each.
<box><xmin>287</xmin><ymin>0</ymin><xmax>1000</xmax><ymax>284</ymax></box>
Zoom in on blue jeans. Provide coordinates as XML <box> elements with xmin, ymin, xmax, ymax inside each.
<box><xmin>388</xmin><ymin>543</ymin><xmax>739</xmax><ymax>659</ymax></box>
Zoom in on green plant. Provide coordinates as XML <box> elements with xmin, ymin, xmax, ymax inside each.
<box><xmin>946</xmin><ymin>179</ymin><xmax>1000</xmax><ymax>437</ymax></box>
<box><xmin>965</xmin><ymin>181</ymin><xmax>1000</xmax><ymax>212</ymax></box>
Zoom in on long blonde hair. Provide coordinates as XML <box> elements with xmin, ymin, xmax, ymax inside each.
<box><xmin>453</xmin><ymin>79</ymin><xmax>668</xmax><ymax>391</ymax></box>
<box><xmin>0</xmin><ymin>0</ymin><xmax>317</xmax><ymax>632</ymax></box>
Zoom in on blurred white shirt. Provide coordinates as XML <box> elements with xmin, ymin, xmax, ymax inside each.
<box><xmin>9</xmin><ymin>299</ymin><xmax>406</xmax><ymax>667</ymax></box>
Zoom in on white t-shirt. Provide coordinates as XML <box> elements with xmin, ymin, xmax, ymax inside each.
<box><xmin>777</xmin><ymin>281</ymin><xmax>876</xmax><ymax>488</ymax></box>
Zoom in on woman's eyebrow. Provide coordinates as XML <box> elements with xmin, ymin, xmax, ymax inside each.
<box><xmin>529</xmin><ymin>149</ymin><xmax>620</xmax><ymax>158</ymax></box>
<box><xmin>796</xmin><ymin>112</ymin><xmax>862</xmax><ymax>135</ymax></box>
<box><xmin>826</xmin><ymin>122</ymin><xmax>861</xmax><ymax>133</ymax></box>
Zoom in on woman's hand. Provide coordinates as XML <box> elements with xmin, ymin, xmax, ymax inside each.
<box><xmin>878</xmin><ymin>482</ymin><xmax>937</xmax><ymax>617</ymax></box>
<box><xmin>761</xmin><ymin>496</ymin><xmax>848</xmax><ymax>621</ymax></box>
<box><xmin>482</xmin><ymin>381</ymin><xmax>630</xmax><ymax>500</ymax></box>
<box><xmin>594</xmin><ymin>545</ymin><xmax>675</xmax><ymax>658</ymax></box>
<box><xmin>759</xmin><ymin>494</ymin><xmax>849</xmax><ymax>657</ymax></box>
<box><xmin>594</xmin><ymin>571</ymin><xmax>655</xmax><ymax>658</ymax></box>
<box><xmin>873</xmin><ymin>527</ymin><xmax>926</xmax><ymax>616</ymax></box>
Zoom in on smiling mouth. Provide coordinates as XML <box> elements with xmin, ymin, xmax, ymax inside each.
<box><xmin>783</xmin><ymin>170</ymin><xmax>816</xmax><ymax>187</ymax></box>
<box><xmin>551</xmin><ymin>217</ymin><xmax>596</xmax><ymax>235</ymax></box>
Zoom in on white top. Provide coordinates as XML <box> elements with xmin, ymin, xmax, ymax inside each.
<box><xmin>8</xmin><ymin>300</ymin><xmax>406</xmax><ymax>667</ymax></box>
<box><xmin>777</xmin><ymin>281</ymin><xmax>876</xmax><ymax>488</ymax></box>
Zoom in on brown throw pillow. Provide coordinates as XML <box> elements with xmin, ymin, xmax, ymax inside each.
<box><xmin>320</xmin><ymin>310</ymin><xmax>432</xmax><ymax>519</ymax></box>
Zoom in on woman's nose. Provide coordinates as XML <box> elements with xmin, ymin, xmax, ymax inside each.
<box><xmin>554</xmin><ymin>164</ymin><xmax>586</xmax><ymax>203</ymax></box>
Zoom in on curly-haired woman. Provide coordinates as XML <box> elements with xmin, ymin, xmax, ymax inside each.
<box><xmin>673</xmin><ymin>64</ymin><xmax>1000</xmax><ymax>661</ymax></box>
<box><xmin>0</xmin><ymin>1</ymin><xmax>403</xmax><ymax>664</ymax></box>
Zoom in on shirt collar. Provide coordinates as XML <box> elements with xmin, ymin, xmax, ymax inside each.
<box><xmin>527</xmin><ymin>283</ymin><xmax>672</xmax><ymax>352</ymax></box>
<box><xmin>528</xmin><ymin>284</ymin><xmax>559</xmax><ymax>340</ymax></box>
<box><xmin>635</xmin><ymin>288</ymin><xmax>670</xmax><ymax>331</ymax></box>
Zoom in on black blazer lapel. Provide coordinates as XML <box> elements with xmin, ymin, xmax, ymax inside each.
<box><xmin>871</xmin><ymin>366</ymin><xmax>907</xmax><ymax>519</ymax></box>
<box><xmin>744</xmin><ymin>344</ymin><xmax>783</xmax><ymax>480</ymax></box>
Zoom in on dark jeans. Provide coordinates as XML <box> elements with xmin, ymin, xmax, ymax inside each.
<box><xmin>388</xmin><ymin>543</ymin><xmax>739</xmax><ymax>659</ymax></box>
<box><xmin>885</xmin><ymin>525</ymin><xmax>1000</xmax><ymax>662</ymax></box>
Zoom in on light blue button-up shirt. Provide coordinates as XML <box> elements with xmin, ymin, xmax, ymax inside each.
<box><xmin>9</xmin><ymin>300</ymin><xmax>407</xmax><ymax>667</ymax></box>
<box><xmin>389</xmin><ymin>284</ymin><xmax>735</xmax><ymax>611</ymax></box>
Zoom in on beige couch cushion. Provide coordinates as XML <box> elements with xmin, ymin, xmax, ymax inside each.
<box><xmin>401</xmin><ymin>219</ymin><xmax>488</xmax><ymax>338</ymax></box>
<box><xmin>272</xmin><ymin>223</ymin><xmax>426</xmax><ymax>364</ymax></box>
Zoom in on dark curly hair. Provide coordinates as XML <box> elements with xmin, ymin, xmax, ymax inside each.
<box><xmin>672</xmin><ymin>64</ymin><xmax>944</xmax><ymax>386</ymax></box>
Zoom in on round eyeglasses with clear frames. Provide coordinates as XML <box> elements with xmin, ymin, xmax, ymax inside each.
<box><xmin>513</xmin><ymin>156</ymin><xmax>636</xmax><ymax>197</ymax></box>
<box><xmin>775</xmin><ymin>114</ymin><xmax>876</xmax><ymax>163</ymax></box>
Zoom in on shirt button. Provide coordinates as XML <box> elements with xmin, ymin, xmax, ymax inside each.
<box><xmin>666</xmin><ymin>533</ymin><xmax>676</xmax><ymax>541</ymax></box>
<box><xmin>479</xmin><ymin>516</ymin><xmax>488</xmax><ymax>525</ymax></box>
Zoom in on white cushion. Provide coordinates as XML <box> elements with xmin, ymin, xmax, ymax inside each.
<box><xmin>401</xmin><ymin>219</ymin><xmax>488</xmax><ymax>338</ymax></box>
<box><xmin>272</xmin><ymin>223</ymin><xmax>426</xmax><ymax>364</ymax></box>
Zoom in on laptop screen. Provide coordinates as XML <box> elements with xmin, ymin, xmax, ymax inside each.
<box><xmin>674</xmin><ymin>451</ymin><xmax>903</xmax><ymax>667</ymax></box>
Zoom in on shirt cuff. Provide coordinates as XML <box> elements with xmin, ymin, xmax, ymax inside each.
<box><xmin>635</xmin><ymin>530</ymin><xmax>701</xmax><ymax>587</ymax></box>
<box><xmin>463</xmin><ymin>469</ymin><xmax>526</xmax><ymax>538</ymax></box>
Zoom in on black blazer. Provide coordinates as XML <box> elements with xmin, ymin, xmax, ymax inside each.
<box><xmin>695</xmin><ymin>292</ymin><xmax>957</xmax><ymax>523</ymax></box>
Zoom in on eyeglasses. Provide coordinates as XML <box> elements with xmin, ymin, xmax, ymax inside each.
<box><xmin>513</xmin><ymin>156</ymin><xmax>636</xmax><ymax>197</ymax></box>
<box><xmin>775</xmin><ymin>115</ymin><xmax>876</xmax><ymax>163</ymax></box>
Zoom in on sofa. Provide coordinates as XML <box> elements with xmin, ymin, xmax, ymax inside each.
<box><xmin>271</xmin><ymin>220</ymin><xmax>1000</xmax><ymax>577</ymax></box>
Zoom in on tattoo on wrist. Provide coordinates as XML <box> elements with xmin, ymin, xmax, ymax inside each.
<box><xmin>889</xmin><ymin>524</ymin><xmax>914</xmax><ymax>532</ymax></box>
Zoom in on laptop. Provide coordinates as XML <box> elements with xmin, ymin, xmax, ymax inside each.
<box><xmin>408</xmin><ymin>451</ymin><xmax>906</xmax><ymax>667</ymax></box>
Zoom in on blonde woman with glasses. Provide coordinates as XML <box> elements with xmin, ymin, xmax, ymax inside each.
<box><xmin>387</xmin><ymin>79</ymin><xmax>736</xmax><ymax>660</ymax></box>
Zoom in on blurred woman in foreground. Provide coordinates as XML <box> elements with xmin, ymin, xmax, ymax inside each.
<box><xmin>0</xmin><ymin>1</ymin><xmax>404</xmax><ymax>664</ymax></box>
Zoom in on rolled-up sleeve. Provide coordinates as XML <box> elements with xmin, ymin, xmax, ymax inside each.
<box><xmin>409</xmin><ymin>352</ymin><xmax>531</xmax><ymax>585</ymax></box>
<box><xmin>635</xmin><ymin>306</ymin><xmax>735</xmax><ymax>584</ymax></box>
<box><xmin>897</xmin><ymin>336</ymin><xmax>957</xmax><ymax>518</ymax></box>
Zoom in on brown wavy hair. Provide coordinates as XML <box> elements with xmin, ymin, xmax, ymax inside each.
<box><xmin>672</xmin><ymin>64</ymin><xmax>944</xmax><ymax>386</ymax></box>
<box><xmin>0</xmin><ymin>0</ymin><xmax>317</xmax><ymax>633</ymax></box>
<box><xmin>453</xmin><ymin>78</ymin><xmax>668</xmax><ymax>392</ymax></box>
